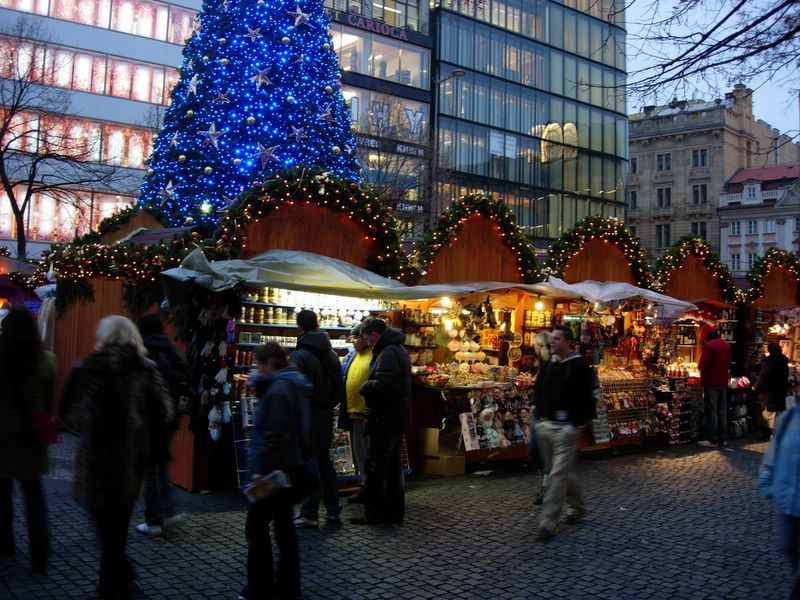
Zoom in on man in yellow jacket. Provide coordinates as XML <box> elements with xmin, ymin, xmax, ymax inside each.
<box><xmin>340</xmin><ymin>323</ymin><xmax>372</xmax><ymax>503</ymax></box>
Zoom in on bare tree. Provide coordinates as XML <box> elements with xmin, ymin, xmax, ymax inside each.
<box><xmin>353</xmin><ymin>94</ymin><xmax>431</xmax><ymax>238</ymax></box>
<box><xmin>626</xmin><ymin>0</ymin><xmax>799</xmax><ymax>110</ymax></box>
<box><xmin>0</xmin><ymin>18</ymin><xmax>133</xmax><ymax>258</ymax></box>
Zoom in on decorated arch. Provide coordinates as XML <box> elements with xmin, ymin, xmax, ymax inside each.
<box><xmin>745</xmin><ymin>248</ymin><xmax>800</xmax><ymax>309</ymax></box>
<box><xmin>545</xmin><ymin>216</ymin><xmax>650</xmax><ymax>286</ymax></box>
<box><xmin>653</xmin><ymin>235</ymin><xmax>740</xmax><ymax>306</ymax></box>
<box><xmin>214</xmin><ymin>168</ymin><xmax>406</xmax><ymax>279</ymax></box>
<box><xmin>408</xmin><ymin>194</ymin><xmax>540</xmax><ymax>284</ymax></box>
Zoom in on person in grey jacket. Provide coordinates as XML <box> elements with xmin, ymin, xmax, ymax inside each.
<box><xmin>241</xmin><ymin>342</ymin><xmax>312</xmax><ymax>600</ymax></box>
<box><xmin>349</xmin><ymin>318</ymin><xmax>411</xmax><ymax>525</ymax></box>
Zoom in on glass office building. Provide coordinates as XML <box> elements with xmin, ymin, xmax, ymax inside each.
<box><xmin>431</xmin><ymin>0</ymin><xmax>627</xmax><ymax>244</ymax></box>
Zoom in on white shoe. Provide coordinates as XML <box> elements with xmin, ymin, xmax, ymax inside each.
<box><xmin>135</xmin><ymin>522</ymin><xmax>163</xmax><ymax>536</ymax></box>
<box><xmin>697</xmin><ymin>440</ymin><xmax>715</xmax><ymax>447</ymax></box>
<box><xmin>163</xmin><ymin>513</ymin><xmax>186</xmax><ymax>527</ymax></box>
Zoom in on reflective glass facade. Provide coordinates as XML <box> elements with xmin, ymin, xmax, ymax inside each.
<box><xmin>432</xmin><ymin>0</ymin><xmax>627</xmax><ymax>243</ymax></box>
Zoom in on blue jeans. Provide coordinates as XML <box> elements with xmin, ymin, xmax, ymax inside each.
<box><xmin>777</xmin><ymin>512</ymin><xmax>800</xmax><ymax>598</ymax></box>
<box><xmin>703</xmin><ymin>386</ymin><xmax>728</xmax><ymax>444</ymax></box>
<box><xmin>143</xmin><ymin>463</ymin><xmax>175</xmax><ymax>526</ymax></box>
<box><xmin>362</xmin><ymin>434</ymin><xmax>405</xmax><ymax>523</ymax></box>
<box><xmin>299</xmin><ymin>407</ymin><xmax>340</xmax><ymax>521</ymax></box>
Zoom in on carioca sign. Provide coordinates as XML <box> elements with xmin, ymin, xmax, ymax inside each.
<box><xmin>327</xmin><ymin>9</ymin><xmax>410</xmax><ymax>41</ymax></box>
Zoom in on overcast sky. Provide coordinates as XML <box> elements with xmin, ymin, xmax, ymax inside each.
<box><xmin>623</xmin><ymin>0</ymin><xmax>799</xmax><ymax>140</ymax></box>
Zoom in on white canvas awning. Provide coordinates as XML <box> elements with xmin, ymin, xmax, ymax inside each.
<box><xmin>159</xmin><ymin>248</ymin><xmax>583</xmax><ymax>306</ymax></box>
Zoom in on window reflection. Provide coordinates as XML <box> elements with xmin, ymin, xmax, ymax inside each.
<box><xmin>341</xmin><ymin>85</ymin><xmax>428</xmax><ymax>141</ymax></box>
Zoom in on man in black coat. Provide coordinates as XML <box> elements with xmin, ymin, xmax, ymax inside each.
<box><xmin>756</xmin><ymin>341</ymin><xmax>791</xmax><ymax>440</ymax></box>
<box><xmin>291</xmin><ymin>310</ymin><xmax>343</xmax><ymax>528</ymax></box>
<box><xmin>135</xmin><ymin>313</ymin><xmax>192</xmax><ymax>537</ymax></box>
<box><xmin>349</xmin><ymin>318</ymin><xmax>412</xmax><ymax>525</ymax></box>
<box><xmin>533</xmin><ymin>325</ymin><xmax>594</xmax><ymax>541</ymax></box>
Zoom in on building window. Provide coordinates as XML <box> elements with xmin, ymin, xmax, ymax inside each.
<box><xmin>730</xmin><ymin>221</ymin><xmax>741</xmax><ymax>236</ymax></box>
<box><xmin>628</xmin><ymin>190</ymin><xmax>637</xmax><ymax>209</ymax></box>
<box><xmin>656</xmin><ymin>187</ymin><xmax>672</xmax><ymax>208</ymax></box>
<box><xmin>691</xmin><ymin>222</ymin><xmax>707</xmax><ymax>238</ymax></box>
<box><xmin>630</xmin><ymin>225</ymin><xmax>636</xmax><ymax>238</ymax></box>
<box><xmin>746</xmin><ymin>186</ymin><xmax>756</xmax><ymax>199</ymax></box>
<box><xmin>764</xmin><ymin>219</ymin><xmax>776</xmax><ymax>234</ymax></box>
<box><xmin>730</xmin><ymin>253</ymin><xmax>740</xmax><ymax>271</ymax></box>
<box><xmin>630</xmin><ymin>157</ymin><xmax>637</xmax><ymax>174</ymax></box>
<box><xmin>747</xmin><ymin>219</ymin><xmax>758</xmax><ymax>234</ymax></box>
<box><xmin>795</xmin><ymin>217</ymin><xmax>800</xmax><ymax>233</ymax></box>
<box><xmin>656</xmin><ymin>152</ymin><xmax>671</xmax><ymax>171</ymax></box>
<box><xmin>747</xmin><ymin>253</ymin><xmax>757</xmax><ymax>269</ymax></box>
<box><xmin>655</xmin><ymin>224</ymin><xmax>670</xmax><ymax>250</ymax></box>
<box><xmin>691</xmin><ymin>184</ymin><xmax>708</xmax><ymax>205</ymax></box>
<box><xmin>691</xmin><ymin>148</ymin><xmax>708</xmax><ymax>167</ymax></box>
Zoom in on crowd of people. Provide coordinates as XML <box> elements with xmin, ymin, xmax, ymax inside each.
<box><xmin>0</xmin><ymin>306</ymin><xmax>797</xmax><ymax>599</ymax></box>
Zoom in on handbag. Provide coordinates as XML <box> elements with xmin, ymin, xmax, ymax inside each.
<box><xmin>29</xmin><ymin>410</ymin><xmax>58</xmax><ymax>445</ymax></box>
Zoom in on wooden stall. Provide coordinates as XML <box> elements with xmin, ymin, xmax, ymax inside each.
<box><xmin>562</xmin><ymin>238</ymin><xmax>636</xmax><ymax>284</ymax></box>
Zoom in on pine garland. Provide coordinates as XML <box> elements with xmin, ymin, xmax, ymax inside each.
<box><xmin>408</xmin><ymin>193</ymin><xmax>541</xmax><ymax>284</ymax></box>
<box><xmin>744</xmin><ymin>247</ymin><xmax>800</xmax><ymax>304</ymax></box>
<box><xmin>72</xmin><ymin>205</ymin><xmax>169</xmax><ymax>245</ymax></box>
<box><xmin>544</xmin><ymin>215</ymin><xmax>651</xmax><ymax>287</ymax></box>
<box><xmin>652</xmin><ymin>235</ymin><xmax>741</xmax><ymax>304</ymax></box>
<box><xmin>214</xmin><ymin>167</ymin><xmax>407</xmax><ymax>279</ymax></box>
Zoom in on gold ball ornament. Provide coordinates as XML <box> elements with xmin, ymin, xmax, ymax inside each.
<box><xmin>323</xmin><ymin>43</ymin><xmax>331</xmax><ymax>50</ymax></box>
<box><xmin>218</xmin><ymin>37</ymin><xmax>226</xmax><ymax>45</ymax></box>
<box><xmin>220</xmin><ymin>58</ymin><xmax>229</xmax><ymax>65</ymax></box>
<box><xmin>332</xmin><ymin>146</ymin><xmax>341</xmax><ymax>154</ymax></box>
<box><xmin>146</xmin><ymin>169</ymin><xmax>154</xmax><ymax>176</ymax></box>
<box><xmin>247</xmin><ymin>116</ymin><xmax>256</xmax><ymax>124</ymax></box>
<box><xmin>325</xmin><ymin>86</ymin><xmax>333</xmax><ymax>93</ymax></box>
<box><xmin>286</xmin><ymin>96</ymin><xmax>295</xmax><ymax>104</ymax></box>
<box><xmin>204</xmin><ymin>166</ymin><xmax>213</xmax><ymax>174</ymax></box>
<box><xmin>186</xmin><ymin>110</ymin><xmax>194</xmax><ymax>117</ymax></box>
<box><xmin>178</xmin><ymin>154</ymin><xmax>187</xmax><ymax>162</ymax></box>
<box><xmin>185</xmin><ymin>217</ymin><xmax>194</xmax><ymax>225</ymax></box>
<box><xmin>257</xmin><ymin>0</ymin><xmax>264</xmax><ymax>4</ymax></box>
<box><xmin>202</xmin><ymin>55</ymin><xmax>210</xmax><ymax>62</ymax></box>
<box><xmin>233</xmin><ymin>158</ymin><xmax>242</xmax><ymax>165</ymax></box>
<box><xmin>281</xmin><ymin>36</ymin><xmax>291</xmax><ymax>44</ymax></box>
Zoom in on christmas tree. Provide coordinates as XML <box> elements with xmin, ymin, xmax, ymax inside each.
<box><xmin>138</xmin><ymin>0</ymin><xmax>360</xmax><ymax>227</ymax></box>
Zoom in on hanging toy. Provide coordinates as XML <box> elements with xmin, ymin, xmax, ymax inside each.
<box><xmin>208</xmin><ymin>406</ymin><xmax>222</xmax><ymax>441</ymax></box>
<box><xmin>222</xmin><ymin>401</ymin><xmax>232</xmax><ymax>423</ymax></box>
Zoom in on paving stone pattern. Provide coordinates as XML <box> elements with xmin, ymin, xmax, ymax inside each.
<box><xmin>0</xmin><ymin>435</ymin><xmax>790</xmax><ymax>599</ymax></box>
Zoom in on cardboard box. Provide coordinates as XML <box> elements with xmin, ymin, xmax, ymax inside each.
<box><xmin>417</xmin><ymin>427</ymin><xmax>441</xmax><ymax>458</ymax></box>
<box><xmin>421</xmin><ymin>455</ymin><xmax>465</xmax><ymax>477</ymax></box>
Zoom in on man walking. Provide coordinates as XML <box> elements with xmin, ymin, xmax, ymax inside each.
<box><xmin>533</xmin><ymin>325</ymin><xmax>594</xmax><ymax>541</ymax></box>
<box><xmin>754</xmin><ymin>341</ymin><xmax>790</xmax><ymax>440</ymax></box>
<box><xmin>291</xmin><ymin>310</ymin><xmax>343</xmax><ymax>528</ymax></box>
<box><xmin>697</xmin><ymin>328</ymin><xmax>733</xmax><ymax>448</ymax></box>
<box><xmin>349</xmin><ymin>318</ymin><xmax>411</xmax><ymax>525</ymax></box>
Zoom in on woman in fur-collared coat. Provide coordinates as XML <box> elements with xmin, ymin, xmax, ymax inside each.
<box><xmin>60</xmin><ymin>315</ymin><xmax>172</xmax><ymax>600</ymax></box>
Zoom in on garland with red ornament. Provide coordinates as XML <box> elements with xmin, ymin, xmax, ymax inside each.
<box><xmin>409</xmin><ymin>193</ymin><xmax>540</xmax><ymax>284</ymax></box>
<box><xmin>214</xmin><ymin>167</ymin><xmax>406</xmax><ymax>279</ymax></box>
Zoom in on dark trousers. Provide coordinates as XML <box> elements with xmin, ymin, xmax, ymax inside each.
<box><xmin>299</xmin><ymin>406</ymin><xmax>340</xmax><ymax>520</ymax></box>
<box><xmin>0</xmin><ymin>477</ymin><xmax>49</xmax><ymax>566</ymax></box>
<box><xmin>244</xmin><ymin>493</ymin><xmax>300</xmax><ymax>600</ymax></box>
<box><xmin>778</xmin><ymin>512</ymin><xmax>800</xmax><ymax>599</ymax></box>
<box><xmin>363</xmin><ymin>434</ymin><xmax>405</xmax><ymax>523</ymax></box>
<box><xmin>88</xmin><ymin>504</ymin><xmax>135</xmax><ymax>598</ymax></box>
<box><xmin>143</xmin><ymin>462</ymin><xmax>175</xmax><ymax>526</ymax></box>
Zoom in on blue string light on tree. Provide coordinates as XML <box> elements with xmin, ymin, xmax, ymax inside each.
<box><xmin>137</xmin><ymin>0</ymin><xmax>360</xmax><ymax>229</ymax></box>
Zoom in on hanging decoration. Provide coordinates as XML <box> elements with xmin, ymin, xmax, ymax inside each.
<box><xmin>743</xmin><ymin>247</ymin><xmax>800</xmax><ymax>304</ymax></box>
<box><xmin>653</xmin><ymin>235</ymin><xmax>740</xmax><ymax>305</ymax></box>
<box><xmin>409</xmin><ymin>194</ymin><xmax>541</xmax><ymax>284</ymax></box>
<box><xmin>544</xmin><ymin>215</ymin><xmax>650</xmax><ymax>288</ymax></box>
<box><xmin>214</xmin><ymin>166</ymin><xmax>406</xmax><ymax>279</ymax></box>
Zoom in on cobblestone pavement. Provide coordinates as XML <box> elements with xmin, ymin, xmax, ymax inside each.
<box><xmin>1</xmin><ymin>435</ymin><xmax>790</xmax><ymax>599</ymax></box>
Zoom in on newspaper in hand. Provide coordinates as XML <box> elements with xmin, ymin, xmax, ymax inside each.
<box><xmin>243</xmin><ymin>470</ymin><xmax>291</xmax><ymax>503</ymax></box>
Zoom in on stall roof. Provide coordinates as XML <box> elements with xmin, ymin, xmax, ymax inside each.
<box><xmin>160</xmin><ymin>248</ymin><xmax>582</xmax><ymax>306</ymax></box>
<box><xmin>545</xmin><ymin>276</ymin><xmax>697</xmax><ymax>319</ymax></box>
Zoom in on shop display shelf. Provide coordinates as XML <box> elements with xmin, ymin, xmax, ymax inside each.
<box><xmin>242</xmin><ymin>300</ymin><xmax>381</xmax><ymax>313</ymax></box>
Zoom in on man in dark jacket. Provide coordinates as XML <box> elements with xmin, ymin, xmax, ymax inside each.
<box><xmin>755</xmin><ymin>341</ymin><xmax>790</xmax><ymax>439</ymax></box>
<box><xmin>533</xmin><ymin>325</ymin><xmax>594</xmax><ymax>541</ymax></box>
<box><xmin>349</xmin><ymin>318</ymin><xmax>411</xmax><ymax>525</ymax></box>
<box><xmin>135</xmin><ymin>313</ymin><xmax>192</xmax><ymax>536</ymax></box>
<box><xmin>697</xmin><ymin>329</ymin><xmax>733</xmax><ymax>448</ymax></box>
<box><xmin>291</xmin><ymin>310</ymin><xmax>343</xmax><ymax>528</ymax></box>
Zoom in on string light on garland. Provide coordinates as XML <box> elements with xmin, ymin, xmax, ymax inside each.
<box><xmin>544</xmin><ymin>215</ymin><xmax>651</xmax><ymax>288</ymax></box>
<box><xmin>137</xmin><ymin>0</ymin><xmax>360</xmax><ymax>228</ymax></box>
<box><xmin>743</xmin><ymin>247</ymin><xmax>800</xmax><ymax>304</ymax></box>
<box><xmin>409</xmin><ymin>194</ymin><xmax>541</xmax><ymax>284</ymax></box>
